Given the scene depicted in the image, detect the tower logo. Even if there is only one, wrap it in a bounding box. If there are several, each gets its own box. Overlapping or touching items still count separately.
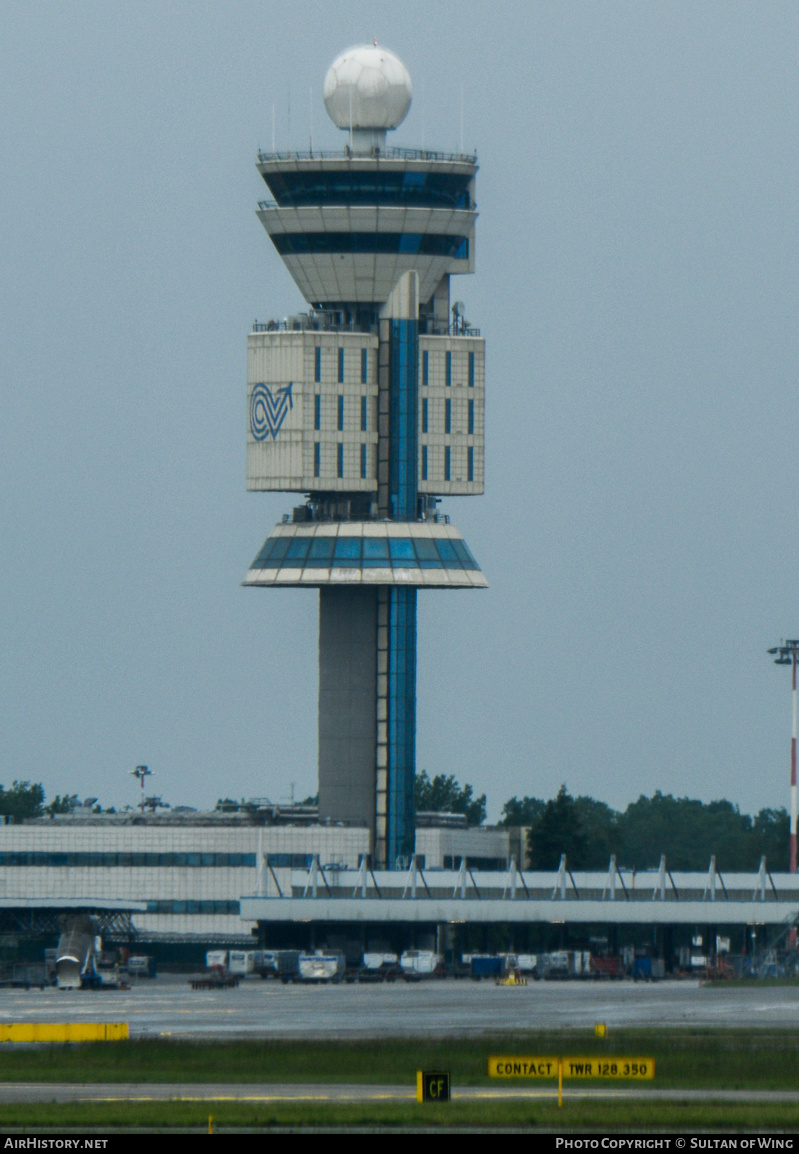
[250,382,293,441]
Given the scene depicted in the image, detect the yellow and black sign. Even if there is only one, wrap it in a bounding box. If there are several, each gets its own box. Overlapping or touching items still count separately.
[416,1070,451,1102]
[562,1057,654,1079]
[489,1056,654,1080]
[489,1057,558,1078]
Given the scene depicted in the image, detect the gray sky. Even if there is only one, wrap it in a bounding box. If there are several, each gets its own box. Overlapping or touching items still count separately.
[2,1,798,820]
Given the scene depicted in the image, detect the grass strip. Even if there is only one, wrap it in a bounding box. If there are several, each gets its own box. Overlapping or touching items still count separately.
[0,1029,797,1090]
[1,1099,799,1130]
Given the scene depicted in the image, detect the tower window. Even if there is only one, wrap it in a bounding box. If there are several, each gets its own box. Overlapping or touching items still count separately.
[422,445,428,481]
[468,351,475,388]
[338,347,345,383]
[468,399,474,435]
[361,347,368,384]
[337,395,345,431]
[444,446,451,481]
[467,446,474,482]
[314,394,321,431]
[422,349,429,386]
[445,350,452,387]
[361,395,368,431]
[360,443,367,478]
[337,442,344,478]
[313,442,320,477]
[422,397,428,434]
[314,346,321,383]
[445,398,451,434]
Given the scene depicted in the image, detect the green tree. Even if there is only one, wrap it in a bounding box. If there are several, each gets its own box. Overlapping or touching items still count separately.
[414,771,486,826]
[573,795,619,868]
[751,807,789,871]
[617,792,756,871]
[499,796,546,827]
[45,793,80,816]
[0,781,45,823]
[527,785,589,869]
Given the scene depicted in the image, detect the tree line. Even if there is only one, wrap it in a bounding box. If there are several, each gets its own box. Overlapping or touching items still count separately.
[416,773,789,872]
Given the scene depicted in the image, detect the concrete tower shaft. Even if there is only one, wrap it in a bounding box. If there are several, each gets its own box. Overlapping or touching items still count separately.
[244,47,487,868]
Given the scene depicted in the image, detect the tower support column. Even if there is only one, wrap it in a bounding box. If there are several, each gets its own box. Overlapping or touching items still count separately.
[318,586,378,832]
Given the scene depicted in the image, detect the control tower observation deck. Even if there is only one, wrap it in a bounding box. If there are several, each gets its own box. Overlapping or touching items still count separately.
[244,45,487,869]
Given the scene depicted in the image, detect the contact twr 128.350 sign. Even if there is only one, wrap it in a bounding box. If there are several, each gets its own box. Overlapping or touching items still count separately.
[489,1057,655,1079]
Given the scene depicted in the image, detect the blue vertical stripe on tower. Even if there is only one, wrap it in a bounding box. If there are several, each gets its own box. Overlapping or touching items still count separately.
[386,315,418,867]
[388,319,418,520]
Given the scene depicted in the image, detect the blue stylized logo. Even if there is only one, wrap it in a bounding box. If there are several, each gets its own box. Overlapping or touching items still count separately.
[250,382,293,441]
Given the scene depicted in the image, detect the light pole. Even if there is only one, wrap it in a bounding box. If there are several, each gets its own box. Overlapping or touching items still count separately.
[767,641,799,873]
[131,765,152,814]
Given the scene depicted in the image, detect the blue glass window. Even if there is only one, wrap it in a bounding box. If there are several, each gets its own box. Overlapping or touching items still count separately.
[468,399,474,434]
[285,538,311,562]
[422,397,428,433]
[467,445,474,481]
[313,442,320,477]
[398,233,421,254]
[436,538,458,564]
[360,395,368,431]
[444,445,451,480]
[306,537,335,567]
[362,537,390,565]
[332,536,361,564]
[452,539,478,569]
[360,443,367,478]
[445,398,451,434]
[337,442,344,477]
[446,350,452,387]
[414,537,441,567]
[338,347,345,383]
[314,346,321,382]
[421,445,428,480]
[389,538,416,563]
[337,395,344,431]
[422,349,428,386]
[468,351,475,387]
[273,233,470,259]
[262,169,473,210]
[361,347,368,383]
[314,394,321,430]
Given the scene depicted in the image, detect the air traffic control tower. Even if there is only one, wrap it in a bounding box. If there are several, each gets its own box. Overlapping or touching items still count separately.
[244,45,487,869]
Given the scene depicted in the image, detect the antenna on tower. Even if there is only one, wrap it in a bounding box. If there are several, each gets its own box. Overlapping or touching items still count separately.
[460,84,464,153]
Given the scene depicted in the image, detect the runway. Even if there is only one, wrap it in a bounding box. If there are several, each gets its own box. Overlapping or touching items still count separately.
[0,1083,798,1104]
[1,975,798,1038]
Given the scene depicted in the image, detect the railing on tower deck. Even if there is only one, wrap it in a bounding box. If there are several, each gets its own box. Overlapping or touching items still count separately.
[252,315,480,337]
[257,146,478,165]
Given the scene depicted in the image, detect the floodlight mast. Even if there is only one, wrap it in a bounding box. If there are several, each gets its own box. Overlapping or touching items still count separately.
[131,765,152,815]
[767,641,799,873]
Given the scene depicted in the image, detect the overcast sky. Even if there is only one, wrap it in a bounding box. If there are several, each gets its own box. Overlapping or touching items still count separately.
[2,2,798,820]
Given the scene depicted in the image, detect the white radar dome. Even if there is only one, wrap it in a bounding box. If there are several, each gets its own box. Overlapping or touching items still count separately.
[323,45,412,131]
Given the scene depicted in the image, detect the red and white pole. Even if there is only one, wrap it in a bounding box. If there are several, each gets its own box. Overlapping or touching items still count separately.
[791,656,797,874]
